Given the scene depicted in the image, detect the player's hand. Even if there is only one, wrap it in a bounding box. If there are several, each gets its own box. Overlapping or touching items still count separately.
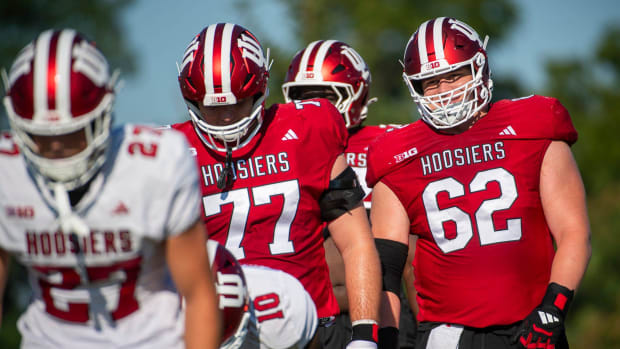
[346,340,378,349]
[512,283,574,348]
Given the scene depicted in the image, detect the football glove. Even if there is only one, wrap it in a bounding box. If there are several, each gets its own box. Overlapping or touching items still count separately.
[512,282,574,348]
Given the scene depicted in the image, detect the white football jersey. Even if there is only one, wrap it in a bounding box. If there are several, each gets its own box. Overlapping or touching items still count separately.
[0,125,202,348]
[241,265,318,349]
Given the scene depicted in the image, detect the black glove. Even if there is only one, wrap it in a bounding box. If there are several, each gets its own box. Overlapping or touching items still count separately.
[512,282,574,348]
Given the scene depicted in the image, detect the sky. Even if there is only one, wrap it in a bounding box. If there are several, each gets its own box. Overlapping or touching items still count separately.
[114,0,620,127]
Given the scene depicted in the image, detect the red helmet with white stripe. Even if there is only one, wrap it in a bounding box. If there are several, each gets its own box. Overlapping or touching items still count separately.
[178,23,270,152]
[3,29,115,190]
[402,17,493,129]
[207,240,251,349]
[282,40,373,128]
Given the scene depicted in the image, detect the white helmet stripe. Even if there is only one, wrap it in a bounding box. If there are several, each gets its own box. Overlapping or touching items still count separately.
[203,24,217,95]
[313,40,337,79]
[433,17,446,61]
[34,30,53,121]
[220,23,234,93]
[297,40,320,80]
[417,20,430,65]
[56,29,76,122]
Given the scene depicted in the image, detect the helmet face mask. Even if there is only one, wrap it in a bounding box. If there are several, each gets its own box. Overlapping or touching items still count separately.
[282,40,373,129]
[3,29,115,190]
[178,23,270,152]
[402,17,493,129]
[187,93,266,152]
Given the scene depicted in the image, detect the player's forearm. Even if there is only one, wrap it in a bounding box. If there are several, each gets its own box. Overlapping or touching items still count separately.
[342,241,381,322]
[184,287,221,349]
[402,264,419,322]
[549,231,591,291]
[333,284,349,311]
[379,291,401,328]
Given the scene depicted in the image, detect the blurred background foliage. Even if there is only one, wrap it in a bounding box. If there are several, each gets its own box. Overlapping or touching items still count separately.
[1,0,619,347]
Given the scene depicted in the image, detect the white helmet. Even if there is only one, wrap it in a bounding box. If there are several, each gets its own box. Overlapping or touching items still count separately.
[3,29,116,190]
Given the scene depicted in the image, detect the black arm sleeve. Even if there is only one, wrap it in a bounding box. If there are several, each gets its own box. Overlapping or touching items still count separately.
[319,166,365,222]
[375,238,408,295]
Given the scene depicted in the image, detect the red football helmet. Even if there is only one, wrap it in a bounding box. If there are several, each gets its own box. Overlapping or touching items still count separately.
[3,29,116,190]
[402,17,493,129]
[207,240,250,349]
[282,40,374,129]
[178,23,270,152]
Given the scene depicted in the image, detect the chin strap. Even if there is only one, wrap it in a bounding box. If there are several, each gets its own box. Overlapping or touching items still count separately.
[217,147,235,190]
[53,183,89,237]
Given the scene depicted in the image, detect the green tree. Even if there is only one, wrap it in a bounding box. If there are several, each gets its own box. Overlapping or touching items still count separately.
[0,0,137,130]
[543,26,620,347]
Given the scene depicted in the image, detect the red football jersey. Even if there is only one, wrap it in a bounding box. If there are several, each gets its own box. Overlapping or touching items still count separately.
[366,95,578,327]
[345,125,399,209]
[173,99,347,318]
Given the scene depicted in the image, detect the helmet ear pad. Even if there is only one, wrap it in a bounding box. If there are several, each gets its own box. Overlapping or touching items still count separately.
[282,40,373,129]
[4,29,115,190]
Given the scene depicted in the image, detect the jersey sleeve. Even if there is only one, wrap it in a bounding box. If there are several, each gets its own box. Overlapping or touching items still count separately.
[366,127,413,188]
[162,130,202,237]
[509,95,578,145]
[134,125,201,239]
[306,99,348,159]
[549,97,578,145]
[296,99,348,185]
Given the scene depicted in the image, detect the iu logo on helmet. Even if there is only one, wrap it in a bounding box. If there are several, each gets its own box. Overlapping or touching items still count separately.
[73,40,109,87]
[341,46,370,81]
[216,271,246,309]
[180,35,200,73]
[237,33,266,68]
[7,43,34,87]
[448,18,482,45]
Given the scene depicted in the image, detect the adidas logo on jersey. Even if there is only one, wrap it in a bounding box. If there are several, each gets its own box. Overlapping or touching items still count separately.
[112,201,129,215]
[281,129,299,141]
[499,125,517,136]
[537,310,560,325]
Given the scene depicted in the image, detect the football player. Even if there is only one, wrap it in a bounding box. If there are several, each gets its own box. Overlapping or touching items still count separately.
[367,17,591,349]
[0,29,220,348]
[282,40,417,349]
[207,240,318,349]
[172,23,381,348]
